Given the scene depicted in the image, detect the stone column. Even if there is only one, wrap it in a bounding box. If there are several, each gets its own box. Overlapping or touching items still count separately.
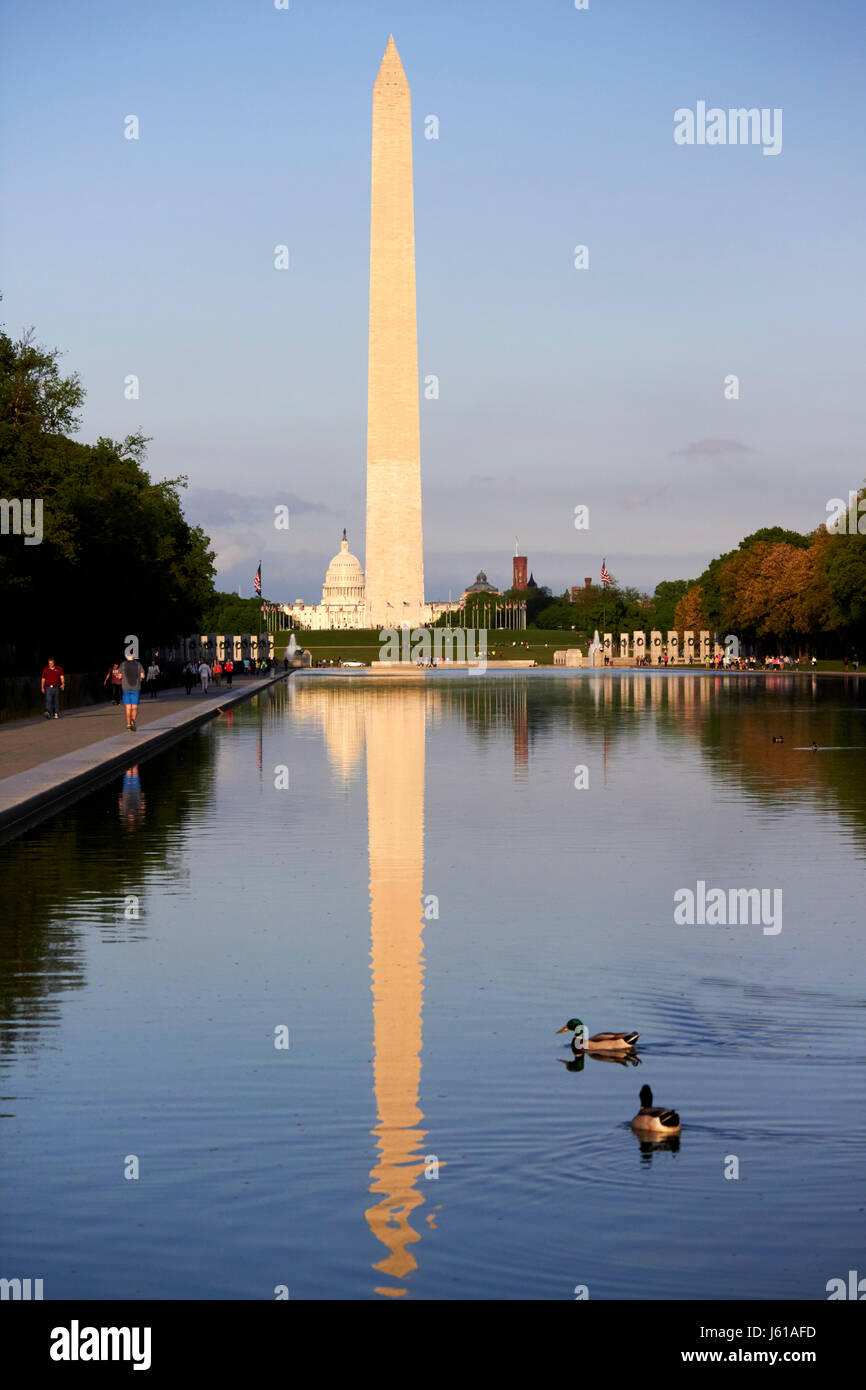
[650,630,662,665]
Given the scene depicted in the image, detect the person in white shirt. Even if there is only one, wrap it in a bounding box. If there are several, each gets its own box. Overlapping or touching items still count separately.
[198,661,211,694]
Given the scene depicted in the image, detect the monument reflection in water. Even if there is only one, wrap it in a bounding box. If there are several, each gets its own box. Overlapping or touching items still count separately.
[365,689,429,1296]
[294,682,431,1297]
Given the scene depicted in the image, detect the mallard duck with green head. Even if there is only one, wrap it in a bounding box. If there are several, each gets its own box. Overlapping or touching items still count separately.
[631,1084,681,1134]
[557,1017,639,1052]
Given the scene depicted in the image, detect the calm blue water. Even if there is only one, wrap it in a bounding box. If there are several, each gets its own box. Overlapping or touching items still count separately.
[1,672,865,1299]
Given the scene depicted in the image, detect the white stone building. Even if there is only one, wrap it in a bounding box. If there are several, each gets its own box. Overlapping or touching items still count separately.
[282,530,458,632]
[285,531,367,631]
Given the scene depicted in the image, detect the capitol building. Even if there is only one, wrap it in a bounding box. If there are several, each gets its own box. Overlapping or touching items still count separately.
[284,530,367,631]
[283,529,453,631]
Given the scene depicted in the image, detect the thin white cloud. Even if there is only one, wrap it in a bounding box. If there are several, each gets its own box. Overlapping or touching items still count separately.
[670,438,755,459]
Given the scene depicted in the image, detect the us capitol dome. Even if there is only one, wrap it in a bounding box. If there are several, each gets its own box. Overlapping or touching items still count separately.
[285,530,366,630]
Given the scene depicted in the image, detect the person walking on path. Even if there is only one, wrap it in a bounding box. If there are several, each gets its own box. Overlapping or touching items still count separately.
[146,659,161,697]
[120,655,145,731]
[198,659,212,695]
[224,658,233,688]
[41,657,65,719]
[183,661,195,695]
[104,662,123,705]
[213,660,222,687]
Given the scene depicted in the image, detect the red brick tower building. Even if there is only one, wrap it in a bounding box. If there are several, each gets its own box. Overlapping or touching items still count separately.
[512,538,528,591]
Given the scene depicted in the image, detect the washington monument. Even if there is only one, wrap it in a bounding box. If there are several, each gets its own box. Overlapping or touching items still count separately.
[364,36,425,630]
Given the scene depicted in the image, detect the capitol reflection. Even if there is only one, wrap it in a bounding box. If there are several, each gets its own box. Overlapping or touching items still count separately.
[292,681,432,1297]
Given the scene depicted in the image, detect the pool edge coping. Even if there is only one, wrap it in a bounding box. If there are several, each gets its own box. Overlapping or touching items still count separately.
[0,672,293,845]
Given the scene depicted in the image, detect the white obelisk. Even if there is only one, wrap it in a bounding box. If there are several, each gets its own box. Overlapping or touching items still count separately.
[364,36,425,631]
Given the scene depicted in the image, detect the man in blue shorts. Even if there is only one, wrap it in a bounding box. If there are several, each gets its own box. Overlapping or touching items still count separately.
[120,656,145,730]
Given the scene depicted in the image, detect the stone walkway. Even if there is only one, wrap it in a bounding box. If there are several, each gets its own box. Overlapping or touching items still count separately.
[0,681,261,779]
[0,675,289,842]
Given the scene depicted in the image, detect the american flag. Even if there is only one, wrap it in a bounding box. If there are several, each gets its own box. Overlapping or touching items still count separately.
[601,559,611,589]
[254,563,262,597]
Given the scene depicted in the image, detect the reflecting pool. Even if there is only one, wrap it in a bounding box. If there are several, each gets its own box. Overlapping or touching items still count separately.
[1,673,864,1299]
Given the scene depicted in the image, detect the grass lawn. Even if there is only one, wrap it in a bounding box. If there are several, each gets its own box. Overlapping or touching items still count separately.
[274,628,587,665]
[273,630,857,672]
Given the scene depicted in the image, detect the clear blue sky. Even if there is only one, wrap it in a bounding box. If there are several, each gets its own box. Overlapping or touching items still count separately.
[2,0,864,601]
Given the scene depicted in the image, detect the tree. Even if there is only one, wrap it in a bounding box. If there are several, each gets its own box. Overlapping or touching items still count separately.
[719,540,829,644]
[820,490,866,642]
[692,527,811,636]
[737,525,810,552]
[533,599,577,630]
[649,579,693,632]
[0,318,217,671]
[0,322,84,436]
[200,593,269,634]
[674,584,709,634]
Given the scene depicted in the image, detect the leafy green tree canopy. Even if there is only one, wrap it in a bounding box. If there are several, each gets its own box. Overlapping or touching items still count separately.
[0,316,216,671]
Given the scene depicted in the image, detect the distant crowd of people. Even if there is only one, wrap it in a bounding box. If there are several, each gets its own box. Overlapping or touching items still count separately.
[180,655,277,692]
[626,651,853,671]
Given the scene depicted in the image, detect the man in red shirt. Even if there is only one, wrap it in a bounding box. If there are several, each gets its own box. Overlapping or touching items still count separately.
[41,657,65,719]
